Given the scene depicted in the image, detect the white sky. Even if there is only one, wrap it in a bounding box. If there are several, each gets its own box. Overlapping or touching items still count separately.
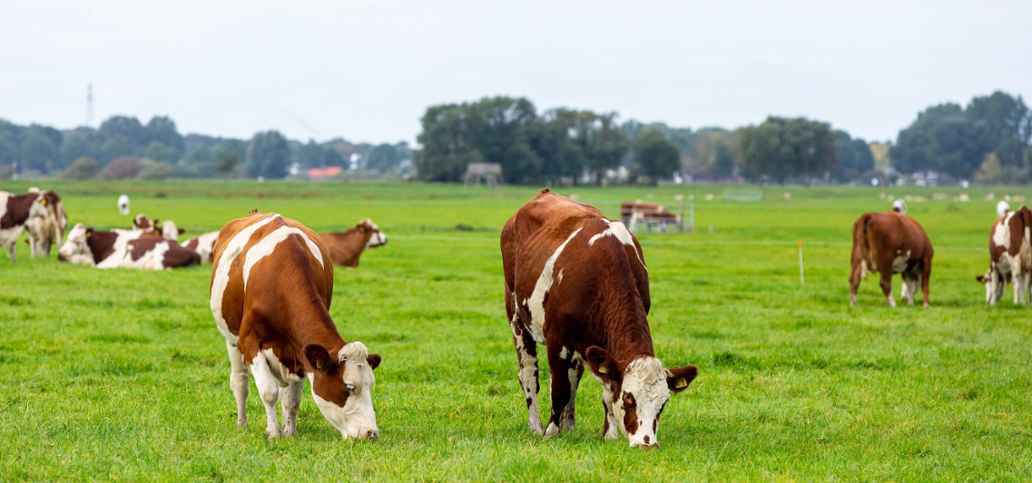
[1,1,1030,144]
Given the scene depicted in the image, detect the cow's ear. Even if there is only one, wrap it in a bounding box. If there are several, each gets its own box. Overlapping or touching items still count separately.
[666,365,698,393]
[585,346,618,380]
[304,344,337,373]
[367,353,381,370]
[976,274,987,283]
[178,228,187,235]
[85,227,94,237]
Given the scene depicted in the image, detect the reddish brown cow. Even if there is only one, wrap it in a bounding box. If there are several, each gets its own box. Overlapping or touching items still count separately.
[849,211,934,307]
[210,212,381,439]
[318,219,387,267]
[976,205,1032,304]
[501,189,697,448]
[58,224,200,269]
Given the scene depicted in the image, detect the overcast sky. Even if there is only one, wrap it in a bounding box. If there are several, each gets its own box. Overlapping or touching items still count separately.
[2,1,1030,144]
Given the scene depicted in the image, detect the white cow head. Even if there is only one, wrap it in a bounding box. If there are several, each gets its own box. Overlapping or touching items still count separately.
[58,224,96,265]
[358,219,387,248]
[118,194,130,215]
[585,347,697,448]
[304,341,382,440]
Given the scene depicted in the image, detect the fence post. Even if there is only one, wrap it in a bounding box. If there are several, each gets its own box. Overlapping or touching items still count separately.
[797,240,805,286]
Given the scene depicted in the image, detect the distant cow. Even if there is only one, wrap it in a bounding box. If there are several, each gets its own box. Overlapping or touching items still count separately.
[976,205,1032,304]
[133,214,184,240]
[58,224,200,270]
[849,211,934,307]
[1,190,67,261]
[892,199,906,213]
[501,189,697,448]
[318,219,387,267]
[118,194,130,215]
[183,231,219,263]
[210,212,381,439]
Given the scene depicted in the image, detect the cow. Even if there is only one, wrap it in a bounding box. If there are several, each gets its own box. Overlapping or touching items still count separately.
[183,231,219,263]
[133,214,184,240]
[1,190,66,261]
[318,219,388,267]
[892,199,906,213]
[501,189,697,448]
[209,212,381,440]
[118,194,130,215]
[976,204,1032,304]
[849,210,934,307]
[57,224,200,270]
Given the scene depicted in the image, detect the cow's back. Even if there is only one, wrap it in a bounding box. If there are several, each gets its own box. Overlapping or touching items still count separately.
[210,213,333,339]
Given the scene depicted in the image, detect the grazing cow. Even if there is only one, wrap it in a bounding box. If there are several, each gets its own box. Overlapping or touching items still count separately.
[976,204,1032,304]
[1,190,66,261]
[118,194,130,215]
[210,212,381,439]
[318,219,388,267]
[57,224,200,269]
[849,211,934,307]
[183,231,219,263]
[892,199,906,213]
[501,189,697,448]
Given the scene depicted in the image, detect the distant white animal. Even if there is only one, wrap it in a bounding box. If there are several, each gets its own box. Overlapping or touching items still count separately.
[118,194,130,215]
[997,200,1011,217]
[892,199,906,214]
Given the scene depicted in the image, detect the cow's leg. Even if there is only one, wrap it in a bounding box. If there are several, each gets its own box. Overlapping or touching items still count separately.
[4,240,14,262]
[509,315,542,435]
[561,352,583,432]
[544,344,574,438]
[280,379,302,437]
[902,270,918,306]
[250,352,282,438]
[600,379,620,440]
[848,261,863,306]
[920,259,932,308]
[879,270,895,307]
[225,342,248,428]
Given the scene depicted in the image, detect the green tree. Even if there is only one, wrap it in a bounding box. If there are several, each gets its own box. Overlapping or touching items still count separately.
[138,158,174,179]
[19,127,60,173]
[59,157,101,179]
[245,130,290,179]
[833,130,874,181]
[634,128,680,183]
[739,116,836,183]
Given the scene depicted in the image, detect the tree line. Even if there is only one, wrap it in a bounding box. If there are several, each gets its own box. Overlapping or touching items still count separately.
[0,115,411,180]
[415,91,1030,184]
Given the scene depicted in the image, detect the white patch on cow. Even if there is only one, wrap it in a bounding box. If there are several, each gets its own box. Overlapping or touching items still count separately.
[997,200,1011,217]
[210,215,279,342]
[993,211,1014,248]
[130,240,172,270]
[161,220,180,240]
[556,269,565,286]
[250,350,284,437]
[588,220,647,270]
[527,227,582,342]
[262,347,302,385]
[619,356,670,448]
[308,342,379,440]
[96,230,148,269]
[891,250,911,273]
[188,231,220,263]
[559,347,570,359]
[242,225,324,290]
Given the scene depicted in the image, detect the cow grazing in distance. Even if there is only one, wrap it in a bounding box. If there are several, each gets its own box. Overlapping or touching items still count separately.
[1,190,66,261]
[501,189,697,448]
[210,212,381,439]
[183,231,219,263]
[976,205,1032,304]
[849,211,934,307]
[58,224,200,270]
[892,199,906,213]
[318,219,388,267]
[118,194,130,215]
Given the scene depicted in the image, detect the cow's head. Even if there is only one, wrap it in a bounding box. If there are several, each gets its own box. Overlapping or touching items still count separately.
[358,219,387,248]
[118,194,130,215]
[161,219,182,240]
[304,341,382,440]
[58,224,95,265]
[585,347,697,448]
[133,214,153,231]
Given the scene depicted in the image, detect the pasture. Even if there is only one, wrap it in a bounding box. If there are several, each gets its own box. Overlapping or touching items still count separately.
[1,180,1030,480]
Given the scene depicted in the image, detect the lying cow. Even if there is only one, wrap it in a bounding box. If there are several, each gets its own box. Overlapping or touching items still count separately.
[183,231,219,263]
[318,219,387,267]
[133,214,185,240]
[849,210,934,307]
[976,204,1032,304]
[501,189,697,448]
[210,212,381,439]
[58,224,200,270]
[1,190,67,261]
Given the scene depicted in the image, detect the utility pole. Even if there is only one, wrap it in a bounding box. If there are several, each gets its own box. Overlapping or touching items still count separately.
[85,83,94,127]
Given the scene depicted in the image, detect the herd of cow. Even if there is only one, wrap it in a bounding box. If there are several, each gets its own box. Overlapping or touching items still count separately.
[0,188,388,270]
[2,186,1026,449]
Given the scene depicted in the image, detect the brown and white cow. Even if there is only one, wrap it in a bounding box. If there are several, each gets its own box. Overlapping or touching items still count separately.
[1,190,66,261]
[501,189,697,448]
[976,204,1032,304]
[58,224,200,270]
[209,212,381,439]
[183,231,219,263]
[849,211,934,307]
[318,219,387,267]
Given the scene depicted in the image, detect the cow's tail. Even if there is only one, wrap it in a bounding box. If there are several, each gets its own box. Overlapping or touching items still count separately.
[852,214,873,263]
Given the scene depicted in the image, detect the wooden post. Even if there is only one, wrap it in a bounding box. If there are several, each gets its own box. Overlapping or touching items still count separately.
[797,240,805,286]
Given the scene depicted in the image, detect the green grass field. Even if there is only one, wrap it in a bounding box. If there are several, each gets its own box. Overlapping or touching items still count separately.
[1,180,1030,480]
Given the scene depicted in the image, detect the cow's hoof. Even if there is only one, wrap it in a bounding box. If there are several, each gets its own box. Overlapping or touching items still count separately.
[543,422,560,438]
[236,418,247,429]
[266,428,282,439]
